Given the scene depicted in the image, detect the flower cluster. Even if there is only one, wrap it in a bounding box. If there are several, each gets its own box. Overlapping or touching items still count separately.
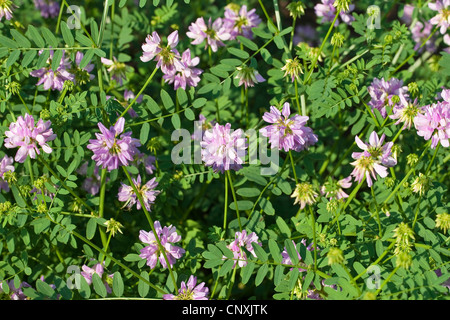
[0,156,14,192]
[368,77,409,118]
[227,230,261,268]
[139,221,186,270]
[314,0,355,26]
[163,275,209,300]
[34,0,60,18]
[81,263,113,294]
[118,175,160,211]
[141,30,202,90]
[4,113,56,163]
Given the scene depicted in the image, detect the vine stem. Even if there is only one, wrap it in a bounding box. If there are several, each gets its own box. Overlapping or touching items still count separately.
[118,67,158,120]
[98,168,109,250]
[122,167,178,293]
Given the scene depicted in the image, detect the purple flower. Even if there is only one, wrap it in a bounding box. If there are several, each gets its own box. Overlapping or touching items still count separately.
[390,93,423,130]
[321,176,352,200]
[428,0,450,34]
[87,117,141,171]
[30,50,75,91]
[350,131,397,187]
[223,5,261,40]
[34,0,60,18]
[187,17,231,52]
[163,48,203,90]
[81,263,113,294]
[400,5,415,25]
[235,65,265,89]
[4,114,56,163]
[101,56,128,86]
[200,123,247,173]
[73,51,95,84]
[293,25,318,47]
[139,221,186,270]
[140,30,183,75]
[227,230,261,268]
[414,89,450,148]
[77,161,104,196]
[163,275,209,300]
[117,174,160,211]
[0,155,14,192]
[259,102,318,152]
[281,239,318,272]
[0,0,17,21]
[0,280,31,300]
[314,0,355,26]
[411,21,437,52]
[367,78,409,118]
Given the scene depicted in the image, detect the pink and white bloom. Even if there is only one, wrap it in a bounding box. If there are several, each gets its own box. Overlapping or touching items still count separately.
[163,275,209,300]
[81,263,113,294]
[163,48,203,90]
[227,230,261,268]
[30,50,75,91]
[223,5,261,40]
[201,123,247,173]
[87,117,141,171]
[414,89,450,148]
[259,102,318,152]
[4,114,56,163]
[187,17,231,52]
[117,175,160,211]
[0,0,17,21]
[0,155,14,192]
[314,0,355,26]
[368,77,409,118]
[321,176,352,200]
[140,30,183,75]
[139,221,186,270]
[350,131,397,187]
[428,0,450,34]
[235,65,265,89]
[390,93,423,130]
[101,56,128,85]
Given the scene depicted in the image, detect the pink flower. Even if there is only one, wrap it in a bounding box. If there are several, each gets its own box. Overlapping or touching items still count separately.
[81,263,113,294]
[314,0,355,26]
[223,5,261,40]
[4,114,56,163]
[390,93,423,130]
[163,48,203,90]
[234,65,265,89]
[321,176,352,200]
[350,131,397,187]
[368,77,408,118]
[117,175,160,211]
[187,17,231,52]
[0,0,17,21]
[200,123,247,173]
[227,230,261,268]
[0,155,14,192]
[101,56,128,85]
[87,117,141,171]
[414,89,450,148]
[163,275,209,300]
[140,30,183,75]
[139,221,186,270]
[30,50,75,91]
[259,102,318,152]
[428,0,450,34]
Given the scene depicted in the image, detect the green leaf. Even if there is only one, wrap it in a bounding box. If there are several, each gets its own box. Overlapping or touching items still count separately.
[236,187,260,198]
[140,122,150,145]
[60,21,75,47]
[160,89,175,113]
[268,239,282,263]
[138,271,150,298]
[41,27,58,47]
[252,243,268,262]
[92,273,107,298]
[241,261,256,284]
[276,216,291,238]
[26,25,45,48]
[112,272,124,297]
[171,113,181,129]
[79,49,95,69]
[229,200,253,211]
[227,47,249,59]
[22,50,37,68]
[10,29,31,47]
[36,279,56,298]
[0,35,18,48]
[51,50,63,71]
[284,239,299,265]
[255,263,269,286]
[237,36,258,51]
[86,218,97,240]
[6,49,20,68]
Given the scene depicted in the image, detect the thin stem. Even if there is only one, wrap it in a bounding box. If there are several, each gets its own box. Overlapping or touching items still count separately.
[425,143,440,175]
[288,150,298,184]
[227,171,242,232]
[375,266,400,296]
[309,206,317,271]
[371,186,382,237]
[98,168,109,250]
[354,241,396,281]
[55,0,65,33]
[223,173,229,232]
[294,78,302,115]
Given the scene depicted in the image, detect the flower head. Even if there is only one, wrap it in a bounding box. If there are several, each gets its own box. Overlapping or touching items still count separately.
[0,155,14,192]
[187,17,231,52]
[314,0,355,26]
[321,176,352,200]
[163,48,203,90]
[428,0,450,34]
[227,230,261,268]
[259,102,318,152]
[34,0,60,18]
[350,131,396,187]
[87,117,141,171]
[0,0,17,21]
[201,123,247,173]
[223,5,261,40]
[117,175,160,211]
[81,263,113,294]
[104,218,124,237]
[291,182,318,209]
[30,50,75,91]
[139,221,186,270]
[327,247,345,265]
[390,93,423,130]
[235,65,265,89]
[0,280,30,300]
[4,114,56,163]
[163,275,209,300]
[435,212,450,234]
[368,77,409,118]
[101,56,128,86]
[281,57,303,82]
[411,173,432,196]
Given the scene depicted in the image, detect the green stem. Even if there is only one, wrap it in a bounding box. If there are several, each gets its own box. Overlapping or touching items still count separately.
[98,168,109,249]
[371,186,382,237]
[55,0,65,33]
[425,143,440,175]
[294,78,302,115]
[288,150,298,184]
[223,173,229,232]
[226,171,242,232]
[118,67,158,120]
[354,241,395,281]
[375,266,400,296]
[122,167,178,292]
[332,179,365,233]
[309,206,317,271]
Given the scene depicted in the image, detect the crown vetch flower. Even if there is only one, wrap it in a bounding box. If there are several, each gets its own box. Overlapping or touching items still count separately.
[140,30,183,75]
[73,51,95,85]
[201,123,247,173]
[101,56,128,86]
[350,131,397,187]
[235,65,265,89]
[34,0,60,18]
[81,263,113,294]
[227,230,261,268]
[223,4,261,40]
[321,176,352,200]
[0,280,31,300]
[414,89,450,148]
[281,57,304,82]
[30,50,75,91]
[368,77,409,118]
[163,48,203,90]
[428,0,450,34]
[390,93,423,130]
[139,221,186,270]
[0,155,14,192]
[163,275,209,300]
[314,0,355,26]
[291,182,318,209]
[187,17,231,52]
[4,114,57,163]
[87,117,141,171]
[259,102,318,152]
[411,21,437,53]
[118,175,160,211]
[0,0,17,21]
